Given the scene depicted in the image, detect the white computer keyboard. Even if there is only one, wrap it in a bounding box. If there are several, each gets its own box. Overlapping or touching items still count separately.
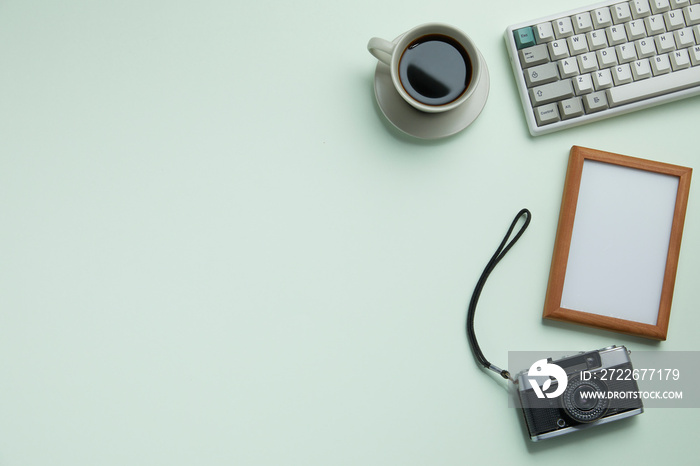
[505,0,700,136]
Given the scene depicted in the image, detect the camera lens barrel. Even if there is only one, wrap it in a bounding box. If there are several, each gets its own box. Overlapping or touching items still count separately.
[561,377,609,423]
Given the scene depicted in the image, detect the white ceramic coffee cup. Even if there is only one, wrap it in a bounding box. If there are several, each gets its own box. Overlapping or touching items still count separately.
[367,23,482,114]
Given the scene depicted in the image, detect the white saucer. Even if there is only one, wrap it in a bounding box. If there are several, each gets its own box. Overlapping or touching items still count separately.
[373,51,490,140]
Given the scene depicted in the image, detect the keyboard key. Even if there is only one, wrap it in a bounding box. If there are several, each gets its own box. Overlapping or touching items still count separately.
[587,30,609,50]
[613,63,635,83]
[519,44,551,67]
[534,103,561,125]
[625,19,648,39]
[593,68,615,88]
[535,22,557,42]
[554,17,575,38]
[663,10,686,30]
[524,62,560,86]
[683,5,700,25]
[655,32,677,53]
[559,97,586,118]
[593,7,614,28]
[651,53,673,74]
[578,51,601,72]
[607,64,700,106]
[529,79,575,105]
[559,57,581,76]
[674,28,696,48]
[691,45,700,65]
[671,0,690,7]
[636,37,657,57]
[606,24,629,44]
[645,14,667,34]
[632,58,653,79]
[597,47,619,67]
[574,73,596,94]
[568,34,590,54]
[549,39,571,59]
[583,91,610,112]
[574,12,595,33]
[650,0,671,14]
[612,2,633,23]
[670,48,691,69]
[630,0,652,18]
[616,43,638,63]
[514,27,537,49]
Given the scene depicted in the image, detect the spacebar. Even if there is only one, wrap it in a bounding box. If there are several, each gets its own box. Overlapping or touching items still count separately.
[607,67,700,108]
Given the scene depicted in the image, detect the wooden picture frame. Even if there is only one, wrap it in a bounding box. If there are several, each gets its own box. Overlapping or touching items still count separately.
[543,146,692,340]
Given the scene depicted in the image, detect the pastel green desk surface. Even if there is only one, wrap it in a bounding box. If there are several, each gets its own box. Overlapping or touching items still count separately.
[0,1,697,465]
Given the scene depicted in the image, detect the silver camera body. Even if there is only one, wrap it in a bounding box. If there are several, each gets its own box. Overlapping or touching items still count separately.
[516,345,644,441]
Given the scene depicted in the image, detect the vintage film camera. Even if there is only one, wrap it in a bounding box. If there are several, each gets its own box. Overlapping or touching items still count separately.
[516,346,644,441]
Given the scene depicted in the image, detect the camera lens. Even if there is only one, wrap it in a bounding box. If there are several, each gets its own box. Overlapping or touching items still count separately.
[561,377,609,424]
[572,385,599,411]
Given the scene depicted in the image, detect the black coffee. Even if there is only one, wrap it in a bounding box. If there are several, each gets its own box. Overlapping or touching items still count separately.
[398,34,472,106]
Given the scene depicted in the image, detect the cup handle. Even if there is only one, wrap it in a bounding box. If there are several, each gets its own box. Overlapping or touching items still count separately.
[367,37,395,65]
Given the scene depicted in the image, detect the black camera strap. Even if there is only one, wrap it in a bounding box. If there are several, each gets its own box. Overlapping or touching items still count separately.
[466,208,531,382]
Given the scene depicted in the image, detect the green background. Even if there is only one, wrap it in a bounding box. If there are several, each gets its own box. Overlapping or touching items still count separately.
[1,1,698,464]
